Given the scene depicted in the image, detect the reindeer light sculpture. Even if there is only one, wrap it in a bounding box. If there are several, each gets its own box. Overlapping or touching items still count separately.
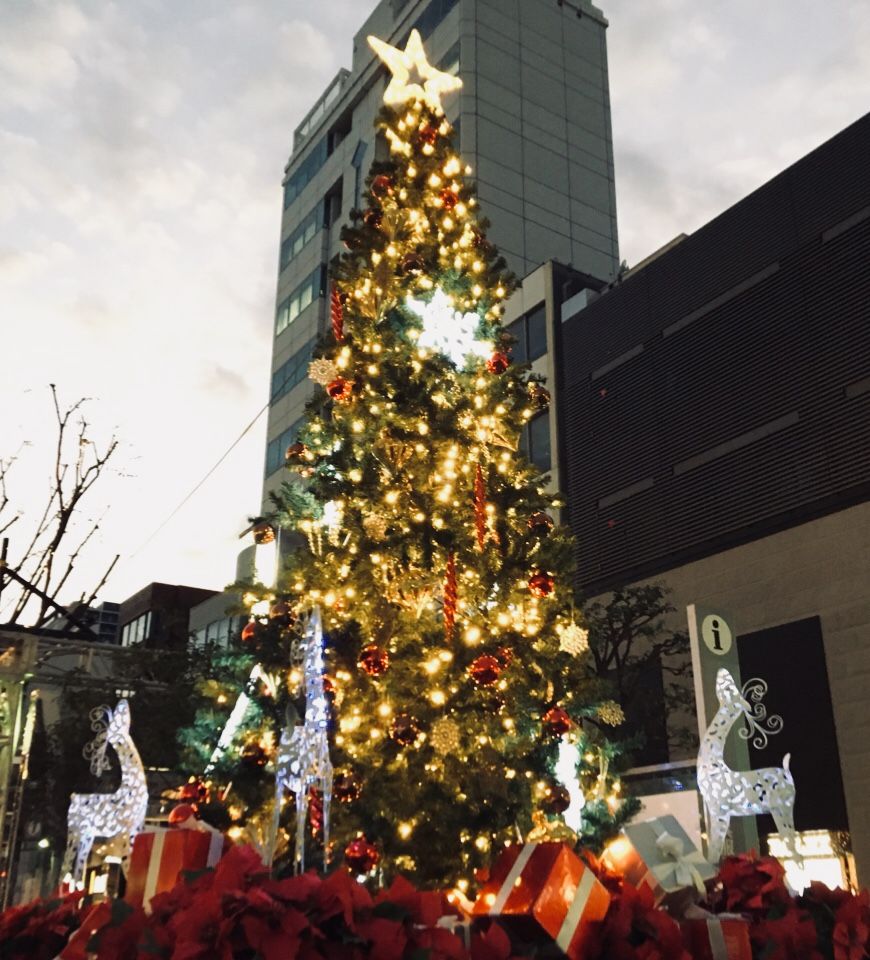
[697,668,798,863]
[269,607,333,872]
[62,699,148,886]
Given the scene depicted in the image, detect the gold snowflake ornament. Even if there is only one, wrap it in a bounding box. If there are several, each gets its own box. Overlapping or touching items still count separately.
[309,358,339,386]
[430,717,461,755]
[556,621,589,657]
[368,29,463,113]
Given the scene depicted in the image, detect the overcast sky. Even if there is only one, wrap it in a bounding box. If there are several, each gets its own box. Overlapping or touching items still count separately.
[1,0,868,612]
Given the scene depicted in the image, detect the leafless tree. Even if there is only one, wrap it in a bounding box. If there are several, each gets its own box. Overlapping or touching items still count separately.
[0,386,119,628]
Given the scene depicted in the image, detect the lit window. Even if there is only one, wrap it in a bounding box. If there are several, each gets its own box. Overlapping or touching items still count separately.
[283,137,329,208]
[519,412,551,474]
[275,267,326,335]
[280,205,321,271]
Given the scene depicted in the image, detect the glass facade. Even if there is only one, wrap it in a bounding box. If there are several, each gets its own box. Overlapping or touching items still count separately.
[280,204,321,271]
[265,415,307,477]
[283,136,328,209]
[271,338,316,404]
[507,303,547,365]
[193,615,245,648]
[120,611,152,647]
[275,266,325,336]
[520,412,551,473]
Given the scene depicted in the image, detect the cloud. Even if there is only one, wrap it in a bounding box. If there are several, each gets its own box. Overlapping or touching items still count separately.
[2,0,869,604]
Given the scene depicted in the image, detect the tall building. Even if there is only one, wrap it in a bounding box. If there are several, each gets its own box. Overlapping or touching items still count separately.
[557,113,870,882]
[262,0,619,505]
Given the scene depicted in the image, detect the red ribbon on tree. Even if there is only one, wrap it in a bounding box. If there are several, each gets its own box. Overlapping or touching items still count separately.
[331,287,344,342]
[443,552,457,642]
[474,463,487,551]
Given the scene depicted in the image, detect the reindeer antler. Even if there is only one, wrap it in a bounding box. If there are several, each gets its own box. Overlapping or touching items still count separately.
[737,677,784,749]
[82,704,113,776]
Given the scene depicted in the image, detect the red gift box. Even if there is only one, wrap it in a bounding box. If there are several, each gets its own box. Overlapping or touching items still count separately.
[472,842,610,960]
[681,917,751,960]
[125,827,229,911]
[58,902,111,960]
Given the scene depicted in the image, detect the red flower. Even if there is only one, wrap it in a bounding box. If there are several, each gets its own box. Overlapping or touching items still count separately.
[712,851,792,915]
[751,906,821,960]
[833,889,870,960]
[585,882,690,960]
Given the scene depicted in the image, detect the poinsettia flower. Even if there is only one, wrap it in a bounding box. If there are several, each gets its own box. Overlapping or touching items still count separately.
[833,890,870,960]
[751,906,821,960]
[714,852,791,914]
[315,866,374,926]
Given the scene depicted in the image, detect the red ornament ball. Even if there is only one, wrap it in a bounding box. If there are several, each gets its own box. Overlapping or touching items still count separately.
[326,377,354,402]
[542,706,572,737]
[542,782,571,815]
[468,654,502,687]
[240,620,258,643]
[371,174,394,198]
[363,207,383,229]
[389,713,420,746]
[528,571,555,598]
[440,188,458,211]
[345,836,380,873]
[486,351,511,375]
[333,771,362,804]
[284,441,309,465]
[358,644,390,677]
[528,512,555,536]
[252,521,275,545]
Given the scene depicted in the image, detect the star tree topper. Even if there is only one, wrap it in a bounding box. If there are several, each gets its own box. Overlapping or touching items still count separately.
[368,29,463,113]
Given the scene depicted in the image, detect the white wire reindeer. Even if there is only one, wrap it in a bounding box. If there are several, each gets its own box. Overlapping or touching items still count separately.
[697,669,798,863]
[62,700,148,885]
[269,607,333,872]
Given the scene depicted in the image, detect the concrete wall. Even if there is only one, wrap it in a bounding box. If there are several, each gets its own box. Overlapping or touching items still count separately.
[625,501,870,884]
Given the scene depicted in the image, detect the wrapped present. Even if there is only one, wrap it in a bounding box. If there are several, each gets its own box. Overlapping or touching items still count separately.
[125,826,229,911]
[58,902,111,960]
[601,816,714,907]
[472,842,610,960]
[681,916,751,960]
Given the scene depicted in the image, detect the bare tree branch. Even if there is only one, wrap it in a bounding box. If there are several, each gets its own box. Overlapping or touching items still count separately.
[1,386,119,629]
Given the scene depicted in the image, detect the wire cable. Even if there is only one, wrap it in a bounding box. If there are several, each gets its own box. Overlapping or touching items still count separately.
[128,401,269,559]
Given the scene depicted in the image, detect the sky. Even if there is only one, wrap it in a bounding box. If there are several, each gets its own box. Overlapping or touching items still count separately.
[1,0,868,615]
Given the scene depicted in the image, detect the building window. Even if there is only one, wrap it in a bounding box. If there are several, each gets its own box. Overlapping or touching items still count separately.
[520,412,552,474]
[406,0,459,44]
[280,205,321,271]
[265,416,307,478]
[439,40,460,76]
[271,338,316,404]
[275,266,325,336]
[283,136,329,209]
[121,611,152,647]
[506,303,547,365]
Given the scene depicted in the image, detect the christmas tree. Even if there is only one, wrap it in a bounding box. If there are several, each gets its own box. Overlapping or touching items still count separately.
[180,29,637,889]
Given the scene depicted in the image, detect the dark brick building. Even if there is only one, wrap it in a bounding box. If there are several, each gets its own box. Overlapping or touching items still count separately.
[556,112,870,882]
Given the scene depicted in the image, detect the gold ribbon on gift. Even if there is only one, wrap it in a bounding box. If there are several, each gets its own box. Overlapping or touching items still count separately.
[652,831,708,894]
